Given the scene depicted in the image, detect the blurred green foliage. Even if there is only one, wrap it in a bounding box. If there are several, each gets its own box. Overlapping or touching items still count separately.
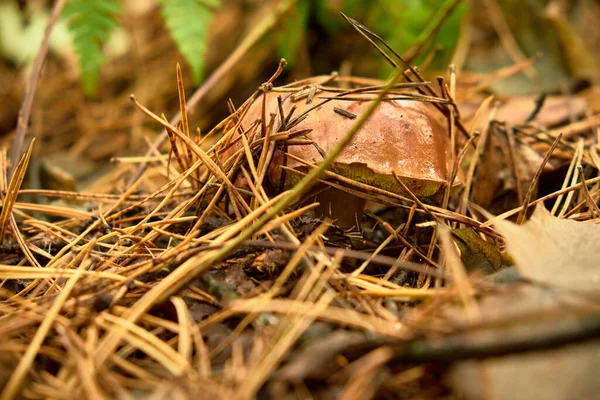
[4,0,468,95]
[281,0,468,74]
[277,0,310,65]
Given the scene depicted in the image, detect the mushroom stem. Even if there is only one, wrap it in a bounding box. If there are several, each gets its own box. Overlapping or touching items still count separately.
[310,186,366,229]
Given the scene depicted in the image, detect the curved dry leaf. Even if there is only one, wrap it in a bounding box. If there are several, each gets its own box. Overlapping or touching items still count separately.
[452,228,506,274]
[493,204,600,291]
[459,95,588,130]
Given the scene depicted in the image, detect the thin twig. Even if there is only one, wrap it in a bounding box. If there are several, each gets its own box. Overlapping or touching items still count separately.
[10,0,68,178]
[516,134,562,224]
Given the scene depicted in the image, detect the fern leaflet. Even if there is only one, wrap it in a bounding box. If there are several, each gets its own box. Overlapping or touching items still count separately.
[156,0,219,84]
[63,0,121,95]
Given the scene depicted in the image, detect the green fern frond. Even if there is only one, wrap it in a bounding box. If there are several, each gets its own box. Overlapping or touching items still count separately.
[63,0,121,95]
[156,0,220,84]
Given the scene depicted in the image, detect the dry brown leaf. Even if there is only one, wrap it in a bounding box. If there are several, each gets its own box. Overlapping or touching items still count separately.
[459,95,588,130]
[494,204,600,291]
[452,228,507,274]
[471,134,544,210]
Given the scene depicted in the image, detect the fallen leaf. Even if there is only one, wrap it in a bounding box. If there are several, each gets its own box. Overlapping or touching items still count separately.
[452,228,507,274]
[471,124,550,210]
[459,95,589,128]
[494,204,600,291]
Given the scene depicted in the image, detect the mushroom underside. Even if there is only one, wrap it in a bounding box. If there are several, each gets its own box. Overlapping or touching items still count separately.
[278,162,447,199]
[275,163,450,228]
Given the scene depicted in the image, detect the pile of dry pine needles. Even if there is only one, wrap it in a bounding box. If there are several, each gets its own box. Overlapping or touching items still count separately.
[1,14,600,400]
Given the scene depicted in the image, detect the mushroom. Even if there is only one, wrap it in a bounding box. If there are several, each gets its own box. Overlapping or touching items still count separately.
[222,78,457,228]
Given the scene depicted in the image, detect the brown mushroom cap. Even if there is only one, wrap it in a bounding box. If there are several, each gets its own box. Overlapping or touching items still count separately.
[231,87,452,199]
